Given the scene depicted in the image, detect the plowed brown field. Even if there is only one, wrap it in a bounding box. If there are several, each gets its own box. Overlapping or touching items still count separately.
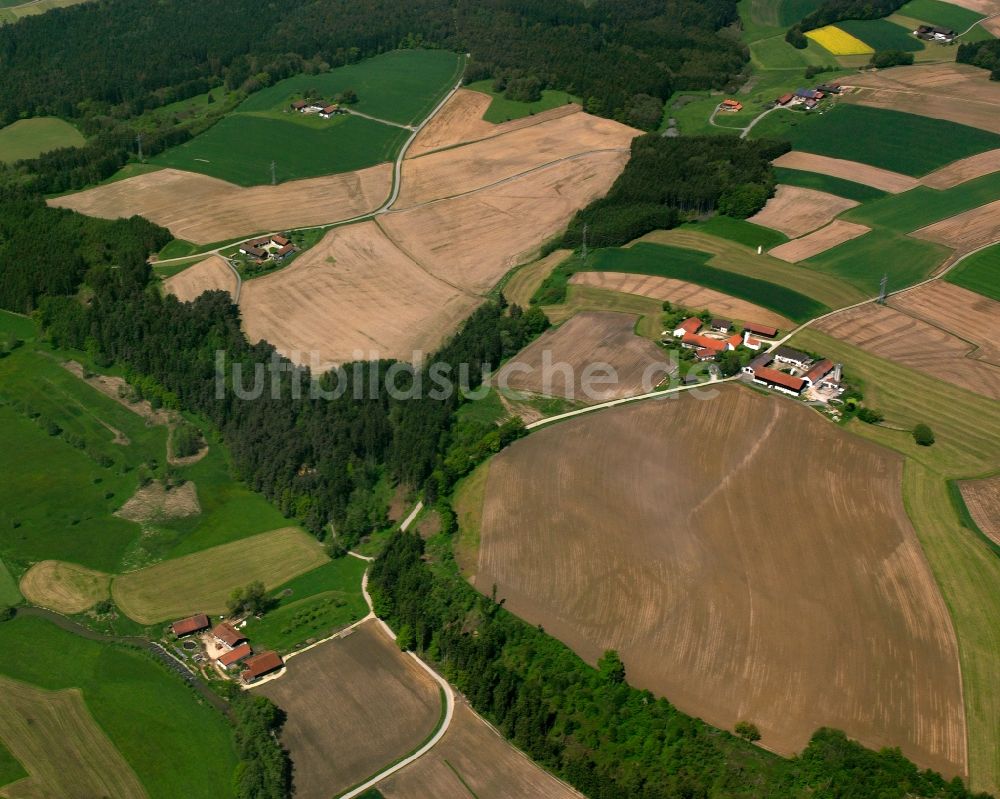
[815,301,1000,399]
[474,387,966,777]
[162,255,236,302]
[749,185,858,237]
[772,151,919,192]
[396,111,637,208]
[377,702,580,799]
[569,271,791,330]
[256,620,441,799]
[922,148,1000,189]
[406,88,580,158]
[769,219,871,262]
[494,311,670,402]
[912,199,1000,250]
[50,165,392,243]
[958,476,1000,546]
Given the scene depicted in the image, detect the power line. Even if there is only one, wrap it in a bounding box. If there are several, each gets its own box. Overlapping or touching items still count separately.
[270,160,277,186]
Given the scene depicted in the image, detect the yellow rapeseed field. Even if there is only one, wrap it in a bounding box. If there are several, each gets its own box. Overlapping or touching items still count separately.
[806,25,875,55]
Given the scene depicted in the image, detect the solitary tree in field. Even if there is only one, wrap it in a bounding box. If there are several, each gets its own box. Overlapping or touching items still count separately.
[913,423,935,446]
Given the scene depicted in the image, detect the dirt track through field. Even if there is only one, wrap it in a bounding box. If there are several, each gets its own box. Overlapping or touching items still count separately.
[958,476,1000,546]
[769,219,871,262]
[911,198,1000,250]
[256,619,441,799]
[377,702,580,799]
[475,387,966,778]
[772,151,919,193]
[922,148,1000,189]
[494,311,671,403]
[50,165,392,243]
[0,677,149,799]
[569,271,792,330]
[815,301,1000,399]
[749,185,858,237]
[162,256,237,301]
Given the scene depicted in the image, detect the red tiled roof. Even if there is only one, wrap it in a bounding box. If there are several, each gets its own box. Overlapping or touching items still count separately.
[676,317,702,334]
[242,651,283,682]
[276,243,295,256]
[805,358,834,384]
[171,614,209,636]
[683,333,727,352]
[727,334,742,348]
[270,235,290,246]
[754,366,805,392]
[218,643,253,667]
[322,105,337,114]
[212,622,247,648]
[695,347,716,359]
[743,322,778,337]
[777,93,794,104]
[291,100,307,109]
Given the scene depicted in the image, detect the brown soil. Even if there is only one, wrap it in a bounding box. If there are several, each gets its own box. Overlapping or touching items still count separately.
[115,480,201,523]
[255,620,441,799]
[18,561,111,614]
[842,63,1000,134]
[396,111,637,208]
[911,199,1000,250]
[162,256,237,302]
[814,301,1000,399]
[922,148,1000,189]
[570,272,792,331]
[406,88,581,158]
[772,151,919,193]
[378,702,581,799]
[474,387,966,777]
[749,185,858,238]
[769,220,871,262]
[62,360,172,426]
[494,311,671,403]
[958,475,1000,546]
[941,0,999,12]
[983,14,1000,35]
[49,165,392,244]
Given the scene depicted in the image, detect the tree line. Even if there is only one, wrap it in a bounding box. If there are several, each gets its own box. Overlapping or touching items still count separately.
[957,40,1000,80]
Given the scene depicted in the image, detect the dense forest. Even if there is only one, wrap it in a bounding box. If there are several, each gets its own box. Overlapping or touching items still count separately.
[785,0,907,45]
[957,40,1000,79]
[556,134,787,251]
[369,531,992,799]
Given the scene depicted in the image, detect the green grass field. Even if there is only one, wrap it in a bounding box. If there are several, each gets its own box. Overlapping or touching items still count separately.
[681,216,788,250]
[238,49,464,126]
[0,0,86,23]
[0,614,238,799]
[751,104,1000,176]
[0,558,22,606]
[899,0,984,31]
[580,243,829,321]
[241,556,369,653]
[835,18,925,51]
[0,738,25,789]
[773,166,888,202]
[803,227,947,294]
[945,243,1000,300]
[465,80,578,123]
[0,117,84,163]
[790,329,1000,794]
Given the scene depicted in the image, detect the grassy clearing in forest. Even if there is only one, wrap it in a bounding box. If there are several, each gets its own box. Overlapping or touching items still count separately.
[0,117,84,163]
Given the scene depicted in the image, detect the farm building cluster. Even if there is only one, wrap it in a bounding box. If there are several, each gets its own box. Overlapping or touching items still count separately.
[774,84,842,111]
[718,98,743,113]
[742,345,844,402]
[238,234,297,264]
[668,317,779,360]
[914,25,956,42]
[171,613,285,685]
[291,99,348,118]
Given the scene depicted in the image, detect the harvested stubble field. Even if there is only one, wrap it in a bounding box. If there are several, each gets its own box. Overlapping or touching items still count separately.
[771,151,919,193]
[377,702,580,799]
[256,619,441,799]
[406,88,580,158]
[395,111,637,208]
[503,250,572,307]
[815,302,1000,399]
[239,220,477,368]
[843,63,1000,134]
[958,476,1000,546]
[50,165,392,244]
[474,386,966,777]
[162,256,236,302]
[748,184,858,237]
[568,271,792,330]
[922,148,1000,189]
[768,219,871,262]
[493,311,670,403]
[911,198,1000,250]
[18,561,109,614]
[112,527,327,624]
[0,677,148,799]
